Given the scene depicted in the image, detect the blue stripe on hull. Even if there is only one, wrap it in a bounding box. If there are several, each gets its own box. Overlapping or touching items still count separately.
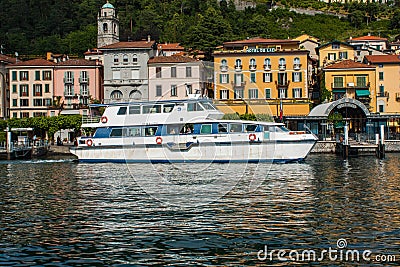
[78,158,305,164]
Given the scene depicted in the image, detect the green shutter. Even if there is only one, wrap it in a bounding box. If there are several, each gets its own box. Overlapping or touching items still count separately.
[227,74,229,83]
[12,71,17,81]
[12,84,17,93]
[299,72,302,82]
[219,74,222,83]
[292,72,294,82]
[292,89,295,98]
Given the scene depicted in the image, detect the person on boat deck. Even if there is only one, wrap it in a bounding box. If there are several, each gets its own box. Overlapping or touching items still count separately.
[170,128,176,134]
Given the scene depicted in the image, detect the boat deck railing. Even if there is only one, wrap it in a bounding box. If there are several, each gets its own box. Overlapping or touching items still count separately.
[82,115,101,124]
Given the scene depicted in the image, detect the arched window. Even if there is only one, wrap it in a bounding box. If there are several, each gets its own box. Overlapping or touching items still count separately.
[279,58,286,69]
[110,90,123,99]
[221,59,227,66]
[129,90,142,100]
[294,57,300,65]
[249,58,256,70]
[103,23,108,33]
[264,58,271,70]
[123,54,128,63]
[132,54,138,63]
[113,55,119,63]
[235,59,242,69]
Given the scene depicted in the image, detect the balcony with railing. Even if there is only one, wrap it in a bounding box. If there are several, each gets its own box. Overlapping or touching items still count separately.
[293,64,301,70]
[231,81,246,90]
[249,64,257,71]
[263,64,271,71]
[234,65,242,71]
[220,65,228,72]
[276,80,290,87]
[79,77,89,84]
[377,91,389,98]
[63,78,74,84]
[278,64,286,71]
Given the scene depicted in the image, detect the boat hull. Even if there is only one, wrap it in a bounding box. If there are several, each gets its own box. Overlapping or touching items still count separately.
[70,140,316,163]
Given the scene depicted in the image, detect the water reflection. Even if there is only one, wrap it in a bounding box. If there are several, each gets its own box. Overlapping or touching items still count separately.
[0,155,399,266]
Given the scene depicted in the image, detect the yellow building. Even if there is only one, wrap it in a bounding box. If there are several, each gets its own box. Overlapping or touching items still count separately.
[364,55,400,114]
[317,40,355,67]
[213,38,312,118]
[323,60,376,111]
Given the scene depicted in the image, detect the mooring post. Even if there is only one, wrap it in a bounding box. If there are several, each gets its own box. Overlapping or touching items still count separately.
[379,125,385,159]
[6,126,12,160]
[343,123,349,159]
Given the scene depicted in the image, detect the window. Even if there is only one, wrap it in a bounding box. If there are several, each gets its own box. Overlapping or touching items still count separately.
[123,54,128,63]
[220,73,229,84]
[64,71,73,83]
[156,67,162,78]
[20,71,29,81]
[378,64,383,68]
[163,104,175,113]
[117,107,127,115]
[235,59,242,69]
[12,99,17,107]
[110,128,124,137]
[264,58,271,69]
[13,112,17,118]
[80,71,88,83]
[112,70,121,79]
[379,85,384,94]
[143,105,161,114]
[332,43,340,49]
[292,72,302,82]
[293,88,302,98]
[333,77,343,88]
[80,84,89,96]
[234,73,243,86]
[250,73,256,83]
[379,105,384,112]
[328,53,336,61]
[187,103,203,111]
[265,88,271,99]
[200,124,212,134]
[171,67,176,78]
[21,112,29,118]
[129,105,141,115]
[34,84,42,96]
[248,88,258,99]
[379,72,384,81]
[20,99,29,107]
[35,71,40,80]
[234,89,244,99]
[185,84,192,96]
[64,84,74,96]
[43,71,51,80]
[12,84,17,93]
[279,58,286,69]
[171,85,177,96]
[356,76,366,87]
[144,126,158,136]
[12,71,17,81]
[277,73,287,86]
[20,85,29,97]
[110,90,123,99]
[127,127,141,137]
[33,99,43,106]
[250,58,256,69]
[339,52,348,59]
[44,98,52,106]
[279,88,287,99]
[129,90,142,100]
[186,66,192,77]
[220,89,229,99]
[156,85,162,97]
[103,23,108,32]
[132,54,138,63]
[50,111,55,117]
[221,59,227,67]
[230,123,242,133]
[218,123,228,133]
[45,84,50,93]
[244,124,257,132]
[294,57,300,65]
[263,73,272,83]
[113,55,119,63]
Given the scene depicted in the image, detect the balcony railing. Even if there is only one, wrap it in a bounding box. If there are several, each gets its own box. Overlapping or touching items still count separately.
[220,65,228,72]
[377,91,389,98]
[79,77,89,84]
[231,81,246,89]
[293,64,301,70]
[249,65,257,71]
[278,64,286,70]
[276,80,290,87]
[234,65,242,71]
[263,64,271,71]
[63,78,74,84]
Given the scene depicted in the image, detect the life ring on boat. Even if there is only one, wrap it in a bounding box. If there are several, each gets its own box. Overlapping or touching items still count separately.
[249,133,256,141]
[86,139,93,146]
[156,136,163,145]
[101,116,108,123]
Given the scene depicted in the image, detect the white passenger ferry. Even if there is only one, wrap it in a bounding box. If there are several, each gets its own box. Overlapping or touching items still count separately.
[70,99,317,163]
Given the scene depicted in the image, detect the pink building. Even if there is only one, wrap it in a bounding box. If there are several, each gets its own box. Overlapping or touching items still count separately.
[54,59,103,115]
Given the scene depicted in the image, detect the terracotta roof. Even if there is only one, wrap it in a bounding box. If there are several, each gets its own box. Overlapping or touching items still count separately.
[324,60,374,69]
[157,43,185,51]
[349,35,387,41]
[148,55,198,64]
[57,59,100,66]
[100,40,155,49]
[11,58,56,67]
[0,54,16,64]
[84,48,103,55]
[364,55,400,64]
[223,38,299,46]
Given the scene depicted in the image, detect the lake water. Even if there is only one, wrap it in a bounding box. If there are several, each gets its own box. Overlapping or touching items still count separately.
[0,154,399,266]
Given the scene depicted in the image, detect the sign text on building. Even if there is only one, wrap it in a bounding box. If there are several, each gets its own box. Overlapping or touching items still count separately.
[246,48,276,53]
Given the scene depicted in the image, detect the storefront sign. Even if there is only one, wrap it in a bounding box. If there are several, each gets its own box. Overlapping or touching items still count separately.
[246,48,276,53]
[336,103,357,109]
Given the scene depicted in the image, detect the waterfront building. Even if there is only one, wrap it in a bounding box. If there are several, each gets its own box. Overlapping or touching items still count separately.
[0,54,16,118]
[364,55,400,114]
[317,40,355,68]
[97,0,119,48]
[148,55,206,101]
[100,39,157,103]
[7,59,56,118]
[213,38,312,117]
[347,35,390,62]
[53,59,103,116]
[293,34,320,61]
[157,43,185,57]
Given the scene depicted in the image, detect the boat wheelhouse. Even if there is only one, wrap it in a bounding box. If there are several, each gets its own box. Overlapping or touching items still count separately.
[71,99,317,163]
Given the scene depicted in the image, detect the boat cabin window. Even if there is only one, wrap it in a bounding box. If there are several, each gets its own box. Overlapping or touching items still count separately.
[244,124,257,132]
[117,107,127,115]
[187,102,204,112]
[163,104,175,113]
[143,105,161,114]
[110,128,126,137]
[94,128,110,138]
[129,105,141,115]
[200,102,216,110]
[167,124,181,135]
[268,125,290,132]
[127,127,141,136]
[200,124,212,134]
[230,123,242,133]
[144,126,158,136]
[182,123,193,134]
[218,123,228,133]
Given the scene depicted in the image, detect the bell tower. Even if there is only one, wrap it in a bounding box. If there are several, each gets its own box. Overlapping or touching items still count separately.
[97,1,119,48]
